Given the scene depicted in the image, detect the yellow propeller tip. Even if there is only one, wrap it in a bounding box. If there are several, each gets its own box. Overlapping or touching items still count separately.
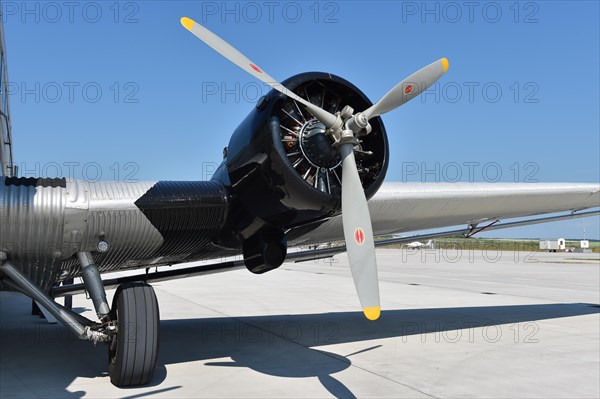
[442,58,450,73]
[363,306,381,321]
[180,17,195,31]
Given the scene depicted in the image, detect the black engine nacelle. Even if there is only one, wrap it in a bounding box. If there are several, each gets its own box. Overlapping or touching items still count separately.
[213,72,389,270]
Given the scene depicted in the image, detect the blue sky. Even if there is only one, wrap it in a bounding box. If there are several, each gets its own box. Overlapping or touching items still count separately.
[3,0,599,239]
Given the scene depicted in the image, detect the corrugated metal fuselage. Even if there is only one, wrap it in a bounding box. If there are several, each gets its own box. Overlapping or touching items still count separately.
[0,177,231,291]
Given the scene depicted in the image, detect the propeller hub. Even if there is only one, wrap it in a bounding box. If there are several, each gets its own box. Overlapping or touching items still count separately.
[299,119,341,169]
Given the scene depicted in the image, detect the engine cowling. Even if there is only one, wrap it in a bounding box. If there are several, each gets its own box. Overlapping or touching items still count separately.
[215,72,389,272]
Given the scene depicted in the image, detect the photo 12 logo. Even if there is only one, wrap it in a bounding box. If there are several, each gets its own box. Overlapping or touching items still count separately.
[420,81,540,104]
[399,161,540,183]
[15,161,140,183]
[7,81,140,104]
[1,1,140,24]
[400,322,540,344]
[198,1,340,24]
[400,1,540,24]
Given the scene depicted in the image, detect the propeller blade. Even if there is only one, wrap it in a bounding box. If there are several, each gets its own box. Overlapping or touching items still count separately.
[339,143,380,321]
[180,17,338,128]
[363,58,449,120]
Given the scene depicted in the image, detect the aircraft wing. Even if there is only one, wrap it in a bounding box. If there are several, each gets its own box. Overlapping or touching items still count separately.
[290,182,600,244]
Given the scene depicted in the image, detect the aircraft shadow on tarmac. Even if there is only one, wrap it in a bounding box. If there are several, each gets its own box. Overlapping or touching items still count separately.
[1,302,599,398]
[157,303,600,398]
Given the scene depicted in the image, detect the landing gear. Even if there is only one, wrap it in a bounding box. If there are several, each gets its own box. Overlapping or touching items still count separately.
[108,282,160,387]
[77,253,160,386]
[1,253,161,388]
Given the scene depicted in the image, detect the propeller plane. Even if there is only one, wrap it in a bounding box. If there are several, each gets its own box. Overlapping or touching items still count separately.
[0,17,598,387]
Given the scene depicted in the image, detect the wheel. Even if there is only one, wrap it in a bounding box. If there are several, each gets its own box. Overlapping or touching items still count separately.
[108,282,160,387]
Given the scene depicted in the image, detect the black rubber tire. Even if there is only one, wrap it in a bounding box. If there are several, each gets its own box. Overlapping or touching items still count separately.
[108,282,160,387]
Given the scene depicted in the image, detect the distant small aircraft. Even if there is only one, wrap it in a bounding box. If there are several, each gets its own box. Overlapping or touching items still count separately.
[0,16,598,388]
[406,240,434,249]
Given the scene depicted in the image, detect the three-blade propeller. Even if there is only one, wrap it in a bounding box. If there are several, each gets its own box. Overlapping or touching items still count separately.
[180,17,449,320]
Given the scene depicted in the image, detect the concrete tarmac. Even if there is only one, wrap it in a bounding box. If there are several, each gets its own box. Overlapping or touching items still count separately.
[1,249,599,398]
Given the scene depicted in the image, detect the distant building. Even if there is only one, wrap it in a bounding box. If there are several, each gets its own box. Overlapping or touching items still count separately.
[0,18,15,177]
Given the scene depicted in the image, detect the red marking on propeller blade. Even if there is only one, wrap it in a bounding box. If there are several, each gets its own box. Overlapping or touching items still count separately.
[250,63,262,73]
[404,85,414,94]
[354,228,365,245]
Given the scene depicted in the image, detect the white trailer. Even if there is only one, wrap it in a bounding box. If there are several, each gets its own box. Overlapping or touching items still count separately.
[539,238,566,252]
